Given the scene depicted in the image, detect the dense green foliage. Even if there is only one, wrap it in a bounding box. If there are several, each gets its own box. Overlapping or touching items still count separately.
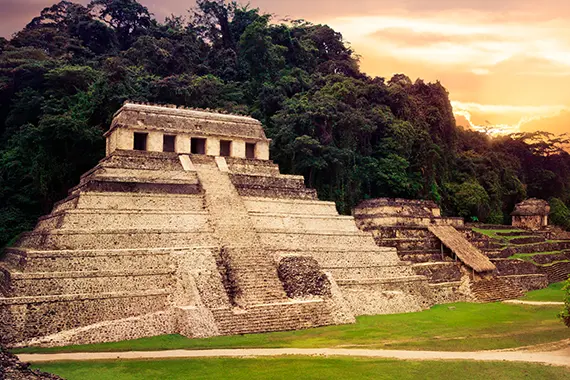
[1,0,570,246]
[549,197,570,230]
[34,357,570,380]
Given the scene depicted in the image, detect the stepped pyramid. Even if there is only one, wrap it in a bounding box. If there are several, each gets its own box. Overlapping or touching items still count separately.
[0,103,432,347]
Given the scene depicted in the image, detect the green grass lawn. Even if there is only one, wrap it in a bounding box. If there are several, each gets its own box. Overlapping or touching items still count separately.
[509,251,563,261]
[472,228,526,241]
[15,302,570,354]
[32,357,570,380]
[521,282,567,302]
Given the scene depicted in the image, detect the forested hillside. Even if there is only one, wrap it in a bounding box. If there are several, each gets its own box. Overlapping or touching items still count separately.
[1,0,569,247]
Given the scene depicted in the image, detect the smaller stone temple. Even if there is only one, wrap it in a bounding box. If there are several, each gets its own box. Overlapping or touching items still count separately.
[511,199,550,230]
[353,198,496,303]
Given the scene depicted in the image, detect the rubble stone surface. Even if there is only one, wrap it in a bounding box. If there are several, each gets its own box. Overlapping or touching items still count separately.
[1,345,63,380]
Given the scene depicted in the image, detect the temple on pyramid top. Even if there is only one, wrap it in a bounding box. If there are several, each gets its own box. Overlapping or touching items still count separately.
[105,102,270,160]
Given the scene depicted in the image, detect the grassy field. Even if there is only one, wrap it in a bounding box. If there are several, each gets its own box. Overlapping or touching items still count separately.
[32,357,570,380]
[521,282,567,302]
[509,251,563,261]
[472,228,526,242]
[15,302,570,354]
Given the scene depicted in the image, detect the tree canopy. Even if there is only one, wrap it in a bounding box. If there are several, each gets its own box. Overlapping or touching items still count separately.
[1,0,570,246]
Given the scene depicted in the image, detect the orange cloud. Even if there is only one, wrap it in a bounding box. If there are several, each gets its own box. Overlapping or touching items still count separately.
[520,111,570,136]
[451,101,569,134]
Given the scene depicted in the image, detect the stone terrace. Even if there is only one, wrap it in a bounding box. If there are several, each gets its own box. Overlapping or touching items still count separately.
[353,198,554,302]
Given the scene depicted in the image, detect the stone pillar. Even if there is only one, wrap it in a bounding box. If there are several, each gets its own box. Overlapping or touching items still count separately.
[147,131,163,152]
[206,137,220,156]
[256,141,270,160]
[233,140,246,159]
[176,134,190,154]
[115,128,134,151]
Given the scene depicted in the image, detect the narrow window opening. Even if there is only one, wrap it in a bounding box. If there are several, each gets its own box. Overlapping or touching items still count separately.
[246,143,256,159]
[133,132,148,151]
[220,140,232,157]
[191,138,206,155]
[163,135,176,152]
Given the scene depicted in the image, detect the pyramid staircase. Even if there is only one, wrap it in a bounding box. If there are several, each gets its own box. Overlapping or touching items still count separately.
[225,159,435,316]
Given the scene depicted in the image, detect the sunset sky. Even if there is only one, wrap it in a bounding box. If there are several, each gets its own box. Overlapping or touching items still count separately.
[1,0,570,135]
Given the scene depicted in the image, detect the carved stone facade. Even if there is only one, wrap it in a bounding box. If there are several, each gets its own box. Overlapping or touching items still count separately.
[0,103,433,348]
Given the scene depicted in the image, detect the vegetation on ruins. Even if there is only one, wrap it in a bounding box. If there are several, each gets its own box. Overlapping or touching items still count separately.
[1,0,570,247]
[549,198,570,230]
[32,357,570,380]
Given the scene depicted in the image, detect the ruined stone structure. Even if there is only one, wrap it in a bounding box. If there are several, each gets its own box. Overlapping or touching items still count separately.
[1,344,62,379]
[0,103,433,348]
[353,198,549,302]
[353,199,480,303]
[511,198,550,230]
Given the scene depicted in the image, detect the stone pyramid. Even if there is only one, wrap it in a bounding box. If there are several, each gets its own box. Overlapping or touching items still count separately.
[0,103,433,348]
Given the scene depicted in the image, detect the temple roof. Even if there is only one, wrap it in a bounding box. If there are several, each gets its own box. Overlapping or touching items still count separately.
[106,102,268,141]
[511,198,550,216]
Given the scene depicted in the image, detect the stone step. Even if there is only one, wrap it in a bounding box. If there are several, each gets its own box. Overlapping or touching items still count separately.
[235,186,318,200]
[257,230,380,250]
[230,172,317,200]
[470,274,548,302]
[195,164,289,305]
[210,300,334,335]
[95,150,185,171]
[3,247,177,272]
[374,237,442,251]
[399,253,455,263]
[93,167,198,181]
[325,265,416,279]
[0,288,170,305]
[15,229,216,250]
[68,176,202,197]
[336,275,428,285]
[269,248,403,266]
[504,241,570,254]
[411,262,463,283]
[249,212,359,233]
[36,209,210,231]
[491,259,542,276]
[540,262,570,283]
[336,275,433,315]
[242,197,338,216]
[53,192,205,213]
[225,158,281,176]
[0,290,170,343]
[4,269,173,297]
[356,216,463,230]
